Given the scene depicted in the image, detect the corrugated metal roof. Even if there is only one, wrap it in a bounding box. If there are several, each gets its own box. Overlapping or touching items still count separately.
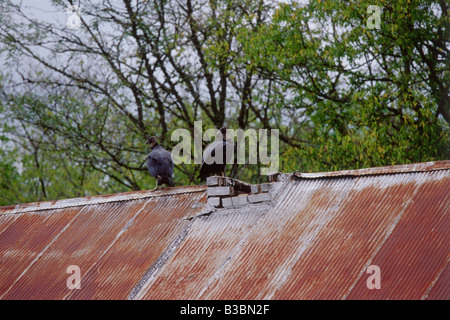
[0,161,448,300]
[0,186,207,300]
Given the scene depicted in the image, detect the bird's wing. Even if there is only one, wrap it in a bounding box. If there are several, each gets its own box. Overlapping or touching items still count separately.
[148,151,163,165]
[202,141,217,160]
[156,149,174,171]
[162,150,174,172]
[203,139,227,161]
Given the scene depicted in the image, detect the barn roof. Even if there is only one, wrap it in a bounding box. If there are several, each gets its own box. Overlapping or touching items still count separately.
[0,161,448,300]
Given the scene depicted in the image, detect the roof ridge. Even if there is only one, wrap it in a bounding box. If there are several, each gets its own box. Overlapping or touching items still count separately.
[0,185,207,215]
[293,160,450,180]
[2,161,448,215]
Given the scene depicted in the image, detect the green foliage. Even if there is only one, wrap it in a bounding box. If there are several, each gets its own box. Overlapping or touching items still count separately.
[243,0,449,172]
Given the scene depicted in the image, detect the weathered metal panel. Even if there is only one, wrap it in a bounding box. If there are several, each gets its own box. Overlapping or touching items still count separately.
[0,207,80,299]
[67,193,205,300]
[276,171,447,300]
[346,170,449,299]
[0,187,206,300]
[135,205,269,300]
[173,169,448,300]
[3,202,148,300]
[196,177,359,299]
[425,262,449,300]
[0,162,448,300]
[295,160,449,179]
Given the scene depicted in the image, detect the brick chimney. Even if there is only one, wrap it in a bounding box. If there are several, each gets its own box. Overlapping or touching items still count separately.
[206,174,286,209]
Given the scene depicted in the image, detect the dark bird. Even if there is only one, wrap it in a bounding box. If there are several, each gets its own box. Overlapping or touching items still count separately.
[145,136,174,189]
[198,126,234,182]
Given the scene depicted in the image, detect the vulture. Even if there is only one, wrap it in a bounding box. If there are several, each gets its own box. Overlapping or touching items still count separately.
[145,136,174,189]
[198,126,234,182]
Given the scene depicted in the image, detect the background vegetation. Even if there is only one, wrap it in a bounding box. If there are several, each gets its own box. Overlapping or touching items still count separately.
[0,0,448,205]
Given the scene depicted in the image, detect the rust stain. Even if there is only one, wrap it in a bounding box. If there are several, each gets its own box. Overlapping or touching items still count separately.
[136,206,268,300]
[0,189,206,300]
[346,174,450,299]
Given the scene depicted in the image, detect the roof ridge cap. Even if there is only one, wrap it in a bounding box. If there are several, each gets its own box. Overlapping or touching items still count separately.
[293,161,450,179]
[0,186,207,215]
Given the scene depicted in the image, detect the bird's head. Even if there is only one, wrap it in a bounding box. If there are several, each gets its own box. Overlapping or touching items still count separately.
[145,136,158,148]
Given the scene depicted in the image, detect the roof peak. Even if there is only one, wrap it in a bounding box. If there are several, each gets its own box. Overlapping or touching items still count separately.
[1,161,448,215]
[291,160,450,180]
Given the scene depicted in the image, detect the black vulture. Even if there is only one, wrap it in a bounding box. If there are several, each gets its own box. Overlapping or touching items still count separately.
[145,136,174,189]
[198,127,234,182]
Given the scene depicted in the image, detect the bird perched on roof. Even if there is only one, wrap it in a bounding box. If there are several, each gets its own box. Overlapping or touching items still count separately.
[145,136,174,190]
[198,126,234,182]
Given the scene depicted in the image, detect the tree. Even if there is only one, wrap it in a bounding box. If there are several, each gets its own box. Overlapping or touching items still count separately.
[0,0,280,204]
[242,0,449,172]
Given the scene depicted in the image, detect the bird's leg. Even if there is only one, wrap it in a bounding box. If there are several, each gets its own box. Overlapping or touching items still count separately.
[153,176,160,190]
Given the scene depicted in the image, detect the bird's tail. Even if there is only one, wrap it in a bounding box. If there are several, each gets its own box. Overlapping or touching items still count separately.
[158,176,175,187]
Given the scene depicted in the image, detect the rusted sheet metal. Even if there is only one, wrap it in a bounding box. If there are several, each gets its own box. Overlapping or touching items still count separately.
[0,185,206,215]
[425,262,449,300]
[0,187,206,300]
[0,162,448,300]
[274,171,449,300]
[0,207,80,298]
[135,205,270,300]
[295,160,450,179]
[346,171,450,300]
[134,165,449,300]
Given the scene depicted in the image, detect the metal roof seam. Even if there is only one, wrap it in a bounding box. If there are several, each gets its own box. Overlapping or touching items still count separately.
[293,161,450,180]
[341,177,423,300]
[128,221,194,300]
[0,205,86,299]
[62,199,155,300]
[0,187,207,216]
[420,258,448,300]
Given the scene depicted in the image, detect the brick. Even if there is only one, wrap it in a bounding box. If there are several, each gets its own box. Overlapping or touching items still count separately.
[222,197,233,207]
[268,172,290,182]
[207,176,236,186]
[206,176,220,186]
[233,181,252,193]
[208,197,221,207]
[220,177,235,186]
[250,185,259,194]
[260,183,272,193]
[248,193,272,203]
[207,186,234,197]
[232,195,248,206]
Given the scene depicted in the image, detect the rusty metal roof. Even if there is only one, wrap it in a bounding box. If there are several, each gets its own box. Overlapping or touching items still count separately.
[0,186,207,300]
[0,161,448,300]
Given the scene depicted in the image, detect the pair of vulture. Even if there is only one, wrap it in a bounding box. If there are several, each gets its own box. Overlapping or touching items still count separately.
[145,127,233,189]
